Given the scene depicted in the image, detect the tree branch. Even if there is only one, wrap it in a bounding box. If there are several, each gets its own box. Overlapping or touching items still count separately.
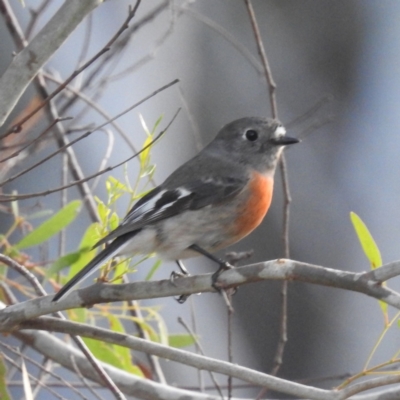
[0,0,103,128]
[0,253,127,400]
[17,317,337,400]
[13,328,221,400]
[1,259,400,331]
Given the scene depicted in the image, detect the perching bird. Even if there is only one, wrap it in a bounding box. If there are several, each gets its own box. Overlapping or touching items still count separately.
[53,117,298,301]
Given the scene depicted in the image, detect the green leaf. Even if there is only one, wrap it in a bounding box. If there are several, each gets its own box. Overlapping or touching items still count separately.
[133,318,160,343]
[350,212,382,269]
[110,258,129,284]
[145,259,162,281]
[68,307,87,323]
[153,114,164,132]
[169,333,196,348]
[82,336,144,376]
[107,314,144,375]
[138,114,163,172]
[67,223,99,281]
[109,212,119,231]
[95,197,110,226]
[82,337,125,369]
[139,134,154,171]
[145,308,169,346]
[46,249,87,278]
[140,164,156,179]
[0,354,11,400]
[106,176,128,204]
[350,212,388,321]
[139,114,152,169]
[16,200,81,249]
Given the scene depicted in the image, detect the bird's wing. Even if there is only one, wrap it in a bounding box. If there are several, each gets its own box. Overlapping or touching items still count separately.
[94,175,247,247]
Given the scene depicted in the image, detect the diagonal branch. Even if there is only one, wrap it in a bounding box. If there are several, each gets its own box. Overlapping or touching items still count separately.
[13,328,220,400]
[0,254,127,400]
[0,0,103,128]
[18,317,336,400]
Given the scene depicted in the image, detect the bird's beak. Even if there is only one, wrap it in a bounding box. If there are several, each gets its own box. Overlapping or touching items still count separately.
[270,136,300,146]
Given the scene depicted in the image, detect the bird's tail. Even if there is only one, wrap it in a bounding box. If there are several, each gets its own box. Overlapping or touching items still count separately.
[52,233,135,302]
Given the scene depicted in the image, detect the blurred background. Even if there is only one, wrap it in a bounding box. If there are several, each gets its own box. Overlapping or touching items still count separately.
[1,0,400,398]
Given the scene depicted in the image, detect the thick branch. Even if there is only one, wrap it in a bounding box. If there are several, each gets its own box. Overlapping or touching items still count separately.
[18,317,335,400]
[1,259,400,331]
[13,328,220,400]
[0,0,102,127]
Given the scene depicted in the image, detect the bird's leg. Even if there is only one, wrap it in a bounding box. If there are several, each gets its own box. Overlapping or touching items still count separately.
[176,259,189,275]
[188,244,234,311]
[188,244,233,290]
[170,260,191,304]
[170,260,190,281]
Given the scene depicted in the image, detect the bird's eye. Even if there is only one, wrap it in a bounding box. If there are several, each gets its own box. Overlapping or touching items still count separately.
[245,130,258,141]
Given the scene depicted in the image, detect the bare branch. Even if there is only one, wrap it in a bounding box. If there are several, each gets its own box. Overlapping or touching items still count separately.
[0,0,103,128]
[0,100,180,201]
[13,328,222,400]
[1,259,400,331]
[0,253,127,400]
[18,317,335,400]
[243,0,277,118]
[22,317,400,400]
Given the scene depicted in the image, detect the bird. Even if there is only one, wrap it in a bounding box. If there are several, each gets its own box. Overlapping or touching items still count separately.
[53,116,299,301]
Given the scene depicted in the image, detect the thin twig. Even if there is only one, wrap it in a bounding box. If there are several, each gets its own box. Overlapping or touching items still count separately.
[126,298,166,384]
[0,0,28,50]
[2,353,65,400]
[70,354,105,400]
[0,0,101,222]
[13,328,226,400]
[243,0,278,119]
[227,293,234,400]
[0,254,127,400]
[75,12,93,70]
[243,1,290,392]
[42,71,140,153]
[0,78,178,188]
[286,95,333,129]
[89,129,114,193]
[0,0,103,128]
[25,0,53,40]
[0,105,180,202]
[178,317,224,399]
[0,341,83,398]
[0,117,71,164]
[74,1,169,94]
[2,0,142,137]
[185,8,263,75]
[16,317,338,400]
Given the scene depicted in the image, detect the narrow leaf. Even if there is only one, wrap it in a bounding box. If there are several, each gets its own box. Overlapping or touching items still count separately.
[350,212,382,269]
[107,314,144,375]
[46,248,89,278]
[169,333,196,348]
[82,337,125,370]
[16,200,81,249]
[350,212,388,322]
[145,259,162,281]
[0,355,11,400]
[67,223,99,281]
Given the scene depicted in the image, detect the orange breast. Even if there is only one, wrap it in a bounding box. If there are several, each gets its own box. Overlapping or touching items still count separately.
[231,172,274,240]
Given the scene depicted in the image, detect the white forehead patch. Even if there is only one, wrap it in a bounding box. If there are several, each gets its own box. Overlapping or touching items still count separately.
[274,125,286,137]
